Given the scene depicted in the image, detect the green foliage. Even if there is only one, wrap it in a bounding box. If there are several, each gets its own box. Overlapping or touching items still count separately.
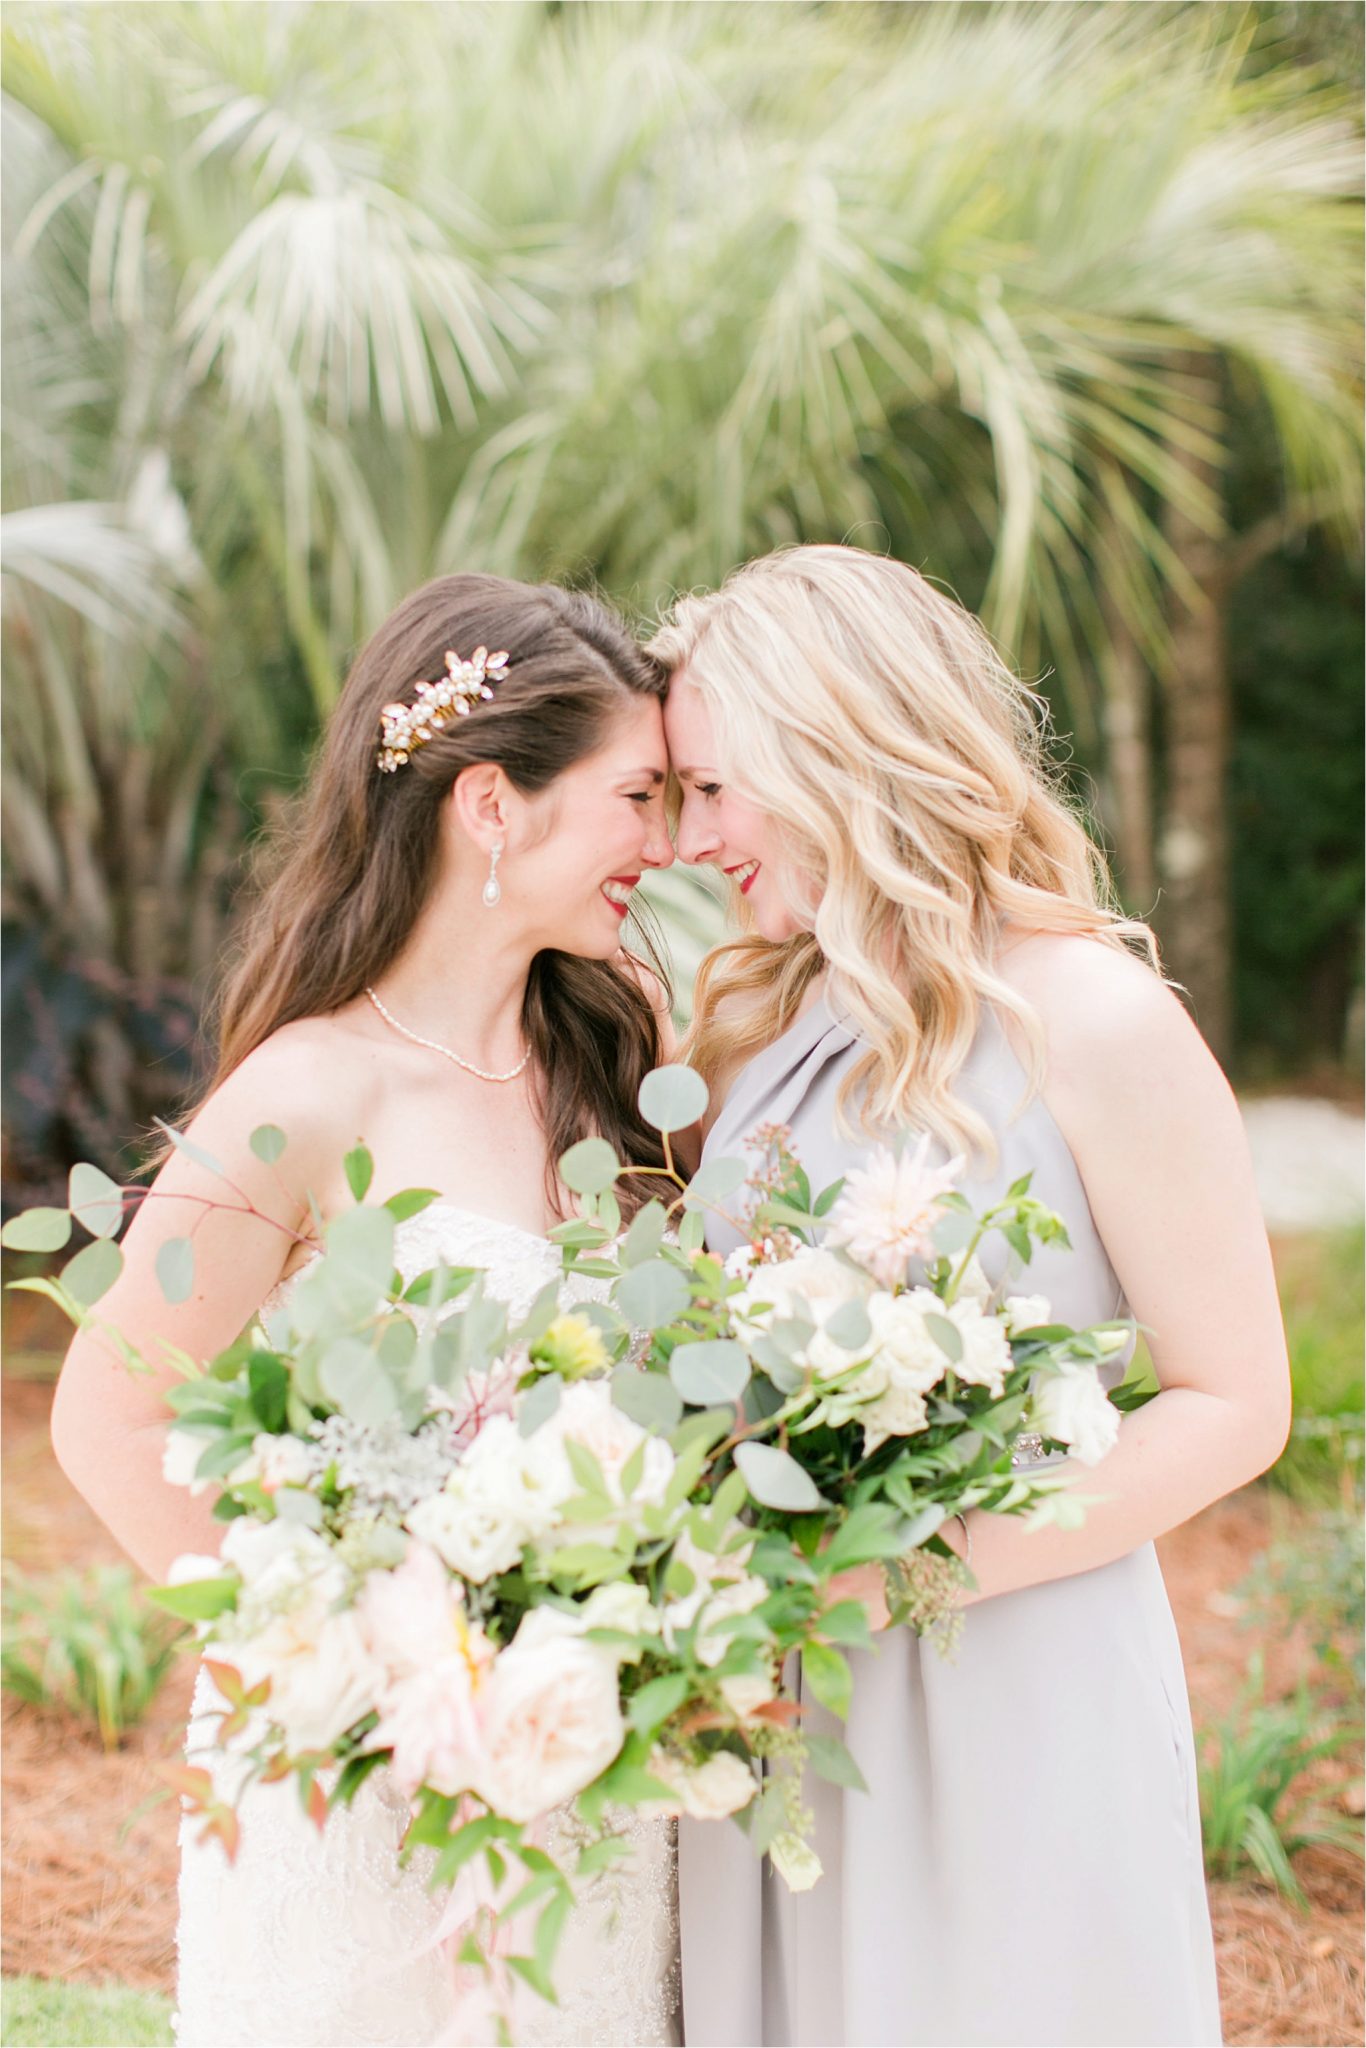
[1,1565,186,1749]
[1198,1654,1363,1906]
[1,1975,173,2047]
[1269,1228,1365,1505]
[1235,1508,1365,1700]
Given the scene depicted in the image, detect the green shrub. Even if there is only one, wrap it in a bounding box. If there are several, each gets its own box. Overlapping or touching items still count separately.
[1269,1228,1365,1506]
[1,1566,186,1750]
[1236,1507,1365,1700]
[1198,1654,1364,1906]
[1,1975,173,2047]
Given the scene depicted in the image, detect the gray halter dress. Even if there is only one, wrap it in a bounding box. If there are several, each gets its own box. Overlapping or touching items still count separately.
[678,991,1221,2048]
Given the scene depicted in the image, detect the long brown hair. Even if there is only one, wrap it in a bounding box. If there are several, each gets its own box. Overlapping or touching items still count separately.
[203,574,672,1212]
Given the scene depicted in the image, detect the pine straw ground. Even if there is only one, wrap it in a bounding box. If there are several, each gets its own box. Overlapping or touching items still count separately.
[3,1370,1362,2046]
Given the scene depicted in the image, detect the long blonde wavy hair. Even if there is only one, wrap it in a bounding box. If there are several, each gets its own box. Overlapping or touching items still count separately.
[648,544,1168,1167]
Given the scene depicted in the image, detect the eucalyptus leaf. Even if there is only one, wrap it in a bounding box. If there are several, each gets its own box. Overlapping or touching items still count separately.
[518,1373,563,1436]
[153,1118,227,1179]
[323,1206,396,1316]
[638,1064,708,1134]
[559,1138,622,1196]
[0,1207,72,1253]
[614,1258,692,1329]
[249,1124,287,1165]
[824,1299,872,1352]
[610,1362,683,1435]
[669,1339,750,1406]
[932,1210,977,1254]
[344,1145,375,1202]
[321,1338,399,1424]
[620,1200,667,1268]
[516,1280,563,1346]
[681,1155,748,1209]
[735,1441,827,1511]
[924,1312,964,1362]
[155,1236,195,1305]
[61,1237,123,1307]
[805,1732,868,1791]
[68,1162,125,1239]
[386,1188,441,1223]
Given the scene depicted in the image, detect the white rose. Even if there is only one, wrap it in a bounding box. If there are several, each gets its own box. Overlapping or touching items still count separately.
[543,1382,676,1510]
[227,1432,315,1494]
[167,1552,229,1586]
[719,1671,777,1721]
[408,1415,569,1582]
[474,1622,625,1822]
[692,1574,769,1670]
[221,1516,333,1590]
[577,1581,661,1650]
[948,1299,1012,1397]
[238,1605,380,1754]
[646,1748,757,1821]
[407,1490,527,1583]
[162,1428,213,1496]
[662,1526,755,1636]
[868,1289,952,1394]
[1031,1364,1121,1466]
[859,1377,930,1456]
[1004,1294,1052,1333]
[729,1248,871,1345]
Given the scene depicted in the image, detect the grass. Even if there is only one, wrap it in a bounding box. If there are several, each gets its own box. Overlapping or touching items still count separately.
[2,1566,186,1750]
[0,1977,172,2047]
[1198,1653,1364,1906]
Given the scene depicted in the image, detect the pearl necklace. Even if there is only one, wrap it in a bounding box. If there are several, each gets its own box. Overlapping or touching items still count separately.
[363,986,531,1084]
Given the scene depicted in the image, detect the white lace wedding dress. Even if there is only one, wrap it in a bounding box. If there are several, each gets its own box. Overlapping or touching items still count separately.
[175,1205,682,2048]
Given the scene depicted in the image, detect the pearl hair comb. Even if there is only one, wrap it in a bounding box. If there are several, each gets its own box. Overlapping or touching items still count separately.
[376,645,511,772]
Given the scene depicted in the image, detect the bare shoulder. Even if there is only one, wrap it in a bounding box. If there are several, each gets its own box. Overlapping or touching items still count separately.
[993,927,1236,1126]
[185,1013,381,1168]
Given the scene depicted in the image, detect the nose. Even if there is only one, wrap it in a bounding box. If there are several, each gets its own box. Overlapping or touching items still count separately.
[641,818,675,871]
[675,797,723,868]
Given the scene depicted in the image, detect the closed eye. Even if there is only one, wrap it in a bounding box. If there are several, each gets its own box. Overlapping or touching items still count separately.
[694,782,721,799]
[627,790,662,804]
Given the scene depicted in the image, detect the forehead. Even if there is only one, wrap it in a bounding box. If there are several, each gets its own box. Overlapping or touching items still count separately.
[582,692,668,772]
[662,678,714,762]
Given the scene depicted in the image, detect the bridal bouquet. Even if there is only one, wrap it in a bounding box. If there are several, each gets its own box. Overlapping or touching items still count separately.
[1,1075,844,2010]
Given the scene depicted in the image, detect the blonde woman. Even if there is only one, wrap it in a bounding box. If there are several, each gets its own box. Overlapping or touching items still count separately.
[652,544,1288,2048]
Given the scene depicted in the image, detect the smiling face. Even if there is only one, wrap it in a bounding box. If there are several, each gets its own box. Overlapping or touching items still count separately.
[502,694,675,956]
[664,679,809,942]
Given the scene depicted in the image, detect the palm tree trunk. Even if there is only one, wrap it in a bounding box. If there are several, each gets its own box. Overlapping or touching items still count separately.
[1155,362,1232,1060]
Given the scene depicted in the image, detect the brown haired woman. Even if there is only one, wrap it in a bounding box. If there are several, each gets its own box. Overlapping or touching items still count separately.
[51,575,684,2046]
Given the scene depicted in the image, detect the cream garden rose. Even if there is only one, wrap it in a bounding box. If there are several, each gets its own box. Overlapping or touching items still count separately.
[646,1747,757,1821]
[474,1608,626,1822]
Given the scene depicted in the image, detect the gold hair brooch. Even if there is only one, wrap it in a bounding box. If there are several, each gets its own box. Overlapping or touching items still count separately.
[376,646,511,772]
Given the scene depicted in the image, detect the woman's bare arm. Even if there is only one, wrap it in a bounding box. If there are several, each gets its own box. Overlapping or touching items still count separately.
[49,1040,339,1582]
[951,934,1291,1602]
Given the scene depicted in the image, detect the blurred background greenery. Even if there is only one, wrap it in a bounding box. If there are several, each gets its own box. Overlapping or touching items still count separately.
[1,0,1362,1203]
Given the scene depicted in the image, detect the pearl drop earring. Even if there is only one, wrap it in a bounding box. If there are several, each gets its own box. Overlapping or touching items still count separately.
[482,840,504,909]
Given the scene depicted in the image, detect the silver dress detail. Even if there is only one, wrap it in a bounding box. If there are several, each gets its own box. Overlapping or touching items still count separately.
[175,1205,681,2048]
[678,995,1222,2048]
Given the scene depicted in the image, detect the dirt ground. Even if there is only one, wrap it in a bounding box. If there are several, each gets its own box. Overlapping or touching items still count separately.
[3,1370,1363,2045]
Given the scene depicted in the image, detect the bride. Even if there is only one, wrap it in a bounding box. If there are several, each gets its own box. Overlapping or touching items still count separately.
[50,573,684,2046]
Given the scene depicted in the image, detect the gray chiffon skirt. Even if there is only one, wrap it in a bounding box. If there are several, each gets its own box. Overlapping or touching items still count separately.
[679,1543,1221,2047]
